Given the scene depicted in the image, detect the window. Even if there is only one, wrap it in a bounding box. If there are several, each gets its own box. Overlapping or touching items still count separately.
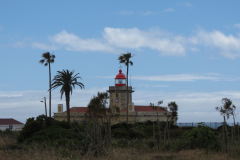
[115,94,119,103]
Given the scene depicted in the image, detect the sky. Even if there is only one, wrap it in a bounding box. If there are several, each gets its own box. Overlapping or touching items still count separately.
[1,0,240,124]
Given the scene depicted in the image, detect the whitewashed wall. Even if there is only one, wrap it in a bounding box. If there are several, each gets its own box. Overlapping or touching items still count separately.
[0,124,24,131]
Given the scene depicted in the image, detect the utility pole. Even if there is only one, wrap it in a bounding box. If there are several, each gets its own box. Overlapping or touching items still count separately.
[40,97,47,117]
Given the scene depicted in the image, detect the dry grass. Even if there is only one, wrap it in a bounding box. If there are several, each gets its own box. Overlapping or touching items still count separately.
[1,134,240,160]
[0,147,239,160]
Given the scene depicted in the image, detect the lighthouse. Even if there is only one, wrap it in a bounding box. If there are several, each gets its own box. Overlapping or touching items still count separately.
[107,69,134,111]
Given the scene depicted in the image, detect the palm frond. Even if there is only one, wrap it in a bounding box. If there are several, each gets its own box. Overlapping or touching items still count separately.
[118,52,133,67]
[39,59,45,64]
[40,52,55,66]
[51,69,84,99]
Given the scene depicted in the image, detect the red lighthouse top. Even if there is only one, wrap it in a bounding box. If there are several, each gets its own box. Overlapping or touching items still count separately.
[115,69,126,86]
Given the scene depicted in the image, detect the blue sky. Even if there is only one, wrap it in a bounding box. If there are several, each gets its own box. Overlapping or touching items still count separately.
[1,0,240,123]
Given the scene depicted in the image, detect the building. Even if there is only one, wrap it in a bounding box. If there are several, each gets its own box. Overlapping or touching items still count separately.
[0,118,24,131]
[54,69,171,123]
[108,69,134,111]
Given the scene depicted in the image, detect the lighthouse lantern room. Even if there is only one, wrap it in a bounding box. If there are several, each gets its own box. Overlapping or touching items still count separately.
[115,69,126,86]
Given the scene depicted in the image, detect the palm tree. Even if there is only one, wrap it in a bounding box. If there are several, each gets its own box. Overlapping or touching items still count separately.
[39,52,55,118]
[51,69,84,124]
[118,52,133,122]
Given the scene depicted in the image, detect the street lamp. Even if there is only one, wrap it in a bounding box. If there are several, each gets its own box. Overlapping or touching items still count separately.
[40,97,47,117]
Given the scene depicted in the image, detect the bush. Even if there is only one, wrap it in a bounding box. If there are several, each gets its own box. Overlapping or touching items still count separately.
[17,115,90,151]
[179,125,220,151]
[111,122,153,139]
[17,115,70,143]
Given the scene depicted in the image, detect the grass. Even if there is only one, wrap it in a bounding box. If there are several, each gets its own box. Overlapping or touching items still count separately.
[1,127,240,160]
[1,147,240,160]
[0,133,240,160]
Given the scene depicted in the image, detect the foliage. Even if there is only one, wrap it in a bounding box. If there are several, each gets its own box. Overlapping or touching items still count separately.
[51,69,84,123]
[216,98,235,121]
[118,53,134,67]
[51,69,84,99]
[17,115,104,155]
[39,52,55,66]
[168,101,178,122]
[87,92,109,118]
[6,117,240,159]
[179,124,220,151]
[86,91,120,151]
[118,52,133,122]
[215,98,236,152]
[24,126,88,150]
[17,115,70,143]
[87,92,120,119]
[112,122,166,139]
[39,51,55,117]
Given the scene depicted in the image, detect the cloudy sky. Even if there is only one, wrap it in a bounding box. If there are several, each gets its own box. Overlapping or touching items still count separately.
[1,0,240,123]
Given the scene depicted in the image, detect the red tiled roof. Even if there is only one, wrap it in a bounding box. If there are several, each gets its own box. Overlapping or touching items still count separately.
[68,106,167,113]
[0,118,23,125]
[67,107,88,113]
[121,105,167,112]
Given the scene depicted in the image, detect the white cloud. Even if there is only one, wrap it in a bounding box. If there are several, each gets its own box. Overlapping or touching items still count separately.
[32,42,58,50]
[234,23,240,28]
[134,90,240,123]
[32,28,186,56]
[30,27,240,59]
[103,27,186,56]
[183,2,194,8]
[143,11,154,16]
[132,74,219,82]
[50,30,115,52]
[163,8,175,12]
[99,73,240,82]
[138,84,169,88]
[192,30,240,59]
[14,41,27,48]
[143,11,161,16]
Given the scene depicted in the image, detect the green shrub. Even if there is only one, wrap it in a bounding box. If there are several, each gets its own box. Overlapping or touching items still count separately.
[179,125,220,151]
[111,122,153,139]
[17,115,70,143]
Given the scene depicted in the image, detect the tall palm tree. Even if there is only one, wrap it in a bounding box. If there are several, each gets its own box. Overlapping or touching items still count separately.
[39,52,55,118]
[51,69,84,124]
[118,52,133,123]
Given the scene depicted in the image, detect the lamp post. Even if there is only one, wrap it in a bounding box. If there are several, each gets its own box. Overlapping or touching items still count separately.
[40,97,47,117]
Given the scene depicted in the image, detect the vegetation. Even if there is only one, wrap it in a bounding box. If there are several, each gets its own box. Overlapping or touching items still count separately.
[1,120,240,159]
[216,98,237,152]
[39,51,55,117]
[118,52,133,123]
[51,69,84,124]
[179,124,220,151]
[3,53,238,159]
[149,101,179,149]
[86,92,120,153]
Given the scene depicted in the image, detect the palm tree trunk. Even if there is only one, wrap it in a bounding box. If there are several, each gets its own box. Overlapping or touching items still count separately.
[66,92,70,124]
[126,63,129,123]
[49,62,51,117]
